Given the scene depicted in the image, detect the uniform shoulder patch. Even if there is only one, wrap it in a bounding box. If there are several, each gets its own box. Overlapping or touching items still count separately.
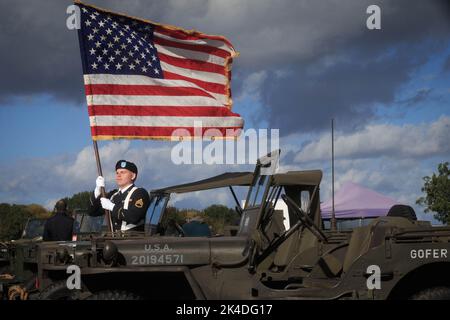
[135,198,144,208]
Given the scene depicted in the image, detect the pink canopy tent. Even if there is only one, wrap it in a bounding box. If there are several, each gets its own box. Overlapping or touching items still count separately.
[321,182,398,219]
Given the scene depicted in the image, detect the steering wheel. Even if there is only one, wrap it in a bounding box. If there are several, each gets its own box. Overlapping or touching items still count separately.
[170,219,186,237]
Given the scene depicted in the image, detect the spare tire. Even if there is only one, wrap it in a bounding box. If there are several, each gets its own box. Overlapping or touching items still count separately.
[387,204,417,220]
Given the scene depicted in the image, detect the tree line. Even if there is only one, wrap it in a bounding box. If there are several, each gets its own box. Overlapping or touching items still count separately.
[0,203,50,241]
[0,162,448,240]
[0,191,239,240]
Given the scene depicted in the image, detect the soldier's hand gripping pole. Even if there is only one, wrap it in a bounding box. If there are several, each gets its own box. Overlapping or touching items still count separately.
[92,140,114,236]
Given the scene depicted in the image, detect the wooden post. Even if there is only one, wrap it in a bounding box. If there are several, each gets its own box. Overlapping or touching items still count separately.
[92,140,114,235]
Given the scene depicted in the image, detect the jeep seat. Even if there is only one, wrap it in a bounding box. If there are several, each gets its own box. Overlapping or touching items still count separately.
[342,225,372,273]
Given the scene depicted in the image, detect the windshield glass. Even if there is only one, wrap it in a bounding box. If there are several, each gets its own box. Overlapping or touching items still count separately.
[22,219,46,239]
[145,194,169,235]
[78,214,104,234]
[246,172,270,208]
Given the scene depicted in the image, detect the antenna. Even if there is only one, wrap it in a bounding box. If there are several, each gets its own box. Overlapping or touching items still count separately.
[331,118,337,231]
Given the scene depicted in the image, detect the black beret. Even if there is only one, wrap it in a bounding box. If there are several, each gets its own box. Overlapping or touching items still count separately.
[115,160,138,175]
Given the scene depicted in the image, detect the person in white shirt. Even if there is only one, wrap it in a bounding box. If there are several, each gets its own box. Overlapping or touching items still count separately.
[88,160,150,232]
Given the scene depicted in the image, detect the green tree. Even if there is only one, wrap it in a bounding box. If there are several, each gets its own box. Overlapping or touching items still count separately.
[203,204,239,234]
[160,206,186,226]
[26,204,51,218]
[0,203,50,241]
[64,191,91,211]
[416,162,450,225]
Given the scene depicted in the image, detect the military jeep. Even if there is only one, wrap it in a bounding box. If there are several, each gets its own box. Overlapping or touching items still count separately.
[1,211,102,299]
[34,150,450,300]
[0,217,47,299]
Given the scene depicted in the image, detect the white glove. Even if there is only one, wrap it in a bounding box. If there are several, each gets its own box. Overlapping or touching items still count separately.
[94,176,105,198]
[100,197,115,211]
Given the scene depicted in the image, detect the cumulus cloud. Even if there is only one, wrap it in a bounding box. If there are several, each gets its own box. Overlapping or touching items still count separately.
[274,116,449,224]
[44,198,59,211]
[0,140,254,208]
[0,125,445,224]
[271,150,441,223]
[319,157,442,223]
[235,71,268,103]
[295,116,450,162]
[54,141,131,187]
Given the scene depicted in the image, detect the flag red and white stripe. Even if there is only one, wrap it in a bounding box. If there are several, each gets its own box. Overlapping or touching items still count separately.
[77,3,243,140]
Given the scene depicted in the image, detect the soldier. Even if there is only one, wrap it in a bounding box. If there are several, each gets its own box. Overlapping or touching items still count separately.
[43,199,74,241]
[88,160,150,232]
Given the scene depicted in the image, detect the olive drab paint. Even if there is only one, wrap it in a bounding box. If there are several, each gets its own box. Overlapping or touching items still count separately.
[366,265,381,290]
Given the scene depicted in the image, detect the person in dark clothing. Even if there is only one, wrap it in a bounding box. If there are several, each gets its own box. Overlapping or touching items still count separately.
[43,199,74,241]
[88,160,150,232]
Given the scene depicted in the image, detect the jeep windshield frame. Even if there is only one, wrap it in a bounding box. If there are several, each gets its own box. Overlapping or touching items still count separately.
[21,218,46,239]
[147,171,255,236]
[145,193,170,235]
[244,149,280,209]
[145,150,282,238]
[77,214,104,235]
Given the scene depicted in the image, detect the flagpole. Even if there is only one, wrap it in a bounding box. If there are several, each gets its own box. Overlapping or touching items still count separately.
[92,140,114,235]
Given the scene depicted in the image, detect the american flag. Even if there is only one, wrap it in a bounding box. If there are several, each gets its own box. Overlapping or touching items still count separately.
[76,2,243,140]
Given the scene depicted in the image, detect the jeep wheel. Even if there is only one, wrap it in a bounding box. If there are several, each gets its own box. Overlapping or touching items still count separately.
[87,290,140,300]
[39,281,83,300]
[410,287,450,300]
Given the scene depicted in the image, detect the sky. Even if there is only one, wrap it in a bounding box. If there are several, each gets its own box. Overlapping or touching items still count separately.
[0,0,449,224]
